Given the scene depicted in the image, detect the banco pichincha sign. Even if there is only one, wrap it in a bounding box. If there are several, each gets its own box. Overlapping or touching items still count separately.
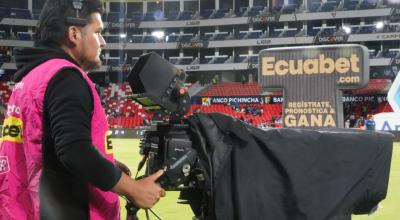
[259,44,369,128]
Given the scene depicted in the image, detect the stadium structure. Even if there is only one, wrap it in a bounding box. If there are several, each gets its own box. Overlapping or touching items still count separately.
[0,0,399,135]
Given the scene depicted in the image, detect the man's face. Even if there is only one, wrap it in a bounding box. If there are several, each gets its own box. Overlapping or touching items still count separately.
[77,12,105,71]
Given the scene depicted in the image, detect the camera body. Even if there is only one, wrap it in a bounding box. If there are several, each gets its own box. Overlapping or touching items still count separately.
[139,122,197,189]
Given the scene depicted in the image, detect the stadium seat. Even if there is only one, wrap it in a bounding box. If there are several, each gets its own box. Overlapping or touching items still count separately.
[271,30,283,38]
[281,4,298,14]
[213,9,229,19]
[166,11,179,20]
[201,9,214,19]
[359,0,377,9]
[308,2,321,12]
[179,57,194,65]
[359,26,376,34]
[0,7,6,18]
[248,5,264,16]
[17,32,32,41]
[130,12,143,21]
[9,8,32,19]
[107,12,125,22]
[0,30,7,39]
[281,30,298,37]
[32,9,41,19]
[344,0,359,10]
[179,34,193,42]
[320,1,338,12]
[319,28,336,37]
[179,11,194,20]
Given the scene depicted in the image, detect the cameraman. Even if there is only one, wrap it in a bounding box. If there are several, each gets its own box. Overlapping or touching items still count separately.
[0,0,165,220]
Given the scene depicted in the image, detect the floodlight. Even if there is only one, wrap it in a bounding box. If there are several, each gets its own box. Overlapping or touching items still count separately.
[376,21,384,29]
[152,31,165,39]
[342,26,351,34]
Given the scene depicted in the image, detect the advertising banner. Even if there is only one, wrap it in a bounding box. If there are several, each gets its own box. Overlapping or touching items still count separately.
[177,41,209,49]
[248,14,279,24]
[374,112,400,131]
[106,21,139,30]
[259,44,369,128]
[313,35,349,44]
[199,96,264,105]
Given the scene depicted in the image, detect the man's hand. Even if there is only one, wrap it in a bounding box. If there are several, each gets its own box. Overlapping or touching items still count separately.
[112,169,166,209]
[128,170,166,208]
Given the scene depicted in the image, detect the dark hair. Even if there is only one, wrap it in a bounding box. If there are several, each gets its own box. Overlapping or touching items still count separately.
[34,0,104,46]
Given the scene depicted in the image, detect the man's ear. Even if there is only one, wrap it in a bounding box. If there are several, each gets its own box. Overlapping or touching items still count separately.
[65,26,81,47]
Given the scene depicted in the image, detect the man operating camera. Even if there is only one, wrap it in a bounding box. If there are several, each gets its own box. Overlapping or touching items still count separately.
[0,0,165,219]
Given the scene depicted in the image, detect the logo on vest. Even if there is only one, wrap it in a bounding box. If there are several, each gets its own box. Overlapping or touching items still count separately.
[1,117,23,143]
[0,156,10,174]
[105,130,113,154]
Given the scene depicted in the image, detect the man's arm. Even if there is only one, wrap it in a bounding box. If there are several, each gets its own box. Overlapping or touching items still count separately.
[45,69,165,207]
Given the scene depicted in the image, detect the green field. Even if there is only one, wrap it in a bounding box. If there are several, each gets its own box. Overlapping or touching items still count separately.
[113,139,400,220]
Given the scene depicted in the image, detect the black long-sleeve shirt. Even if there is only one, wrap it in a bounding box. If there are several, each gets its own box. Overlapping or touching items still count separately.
[44,68,121,191]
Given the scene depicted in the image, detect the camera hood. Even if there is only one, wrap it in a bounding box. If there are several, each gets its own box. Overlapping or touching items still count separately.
[127,52,190,117]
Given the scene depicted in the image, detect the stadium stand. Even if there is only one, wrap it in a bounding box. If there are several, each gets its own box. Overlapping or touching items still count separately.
[200,82,260,96]
[0,0,399,129]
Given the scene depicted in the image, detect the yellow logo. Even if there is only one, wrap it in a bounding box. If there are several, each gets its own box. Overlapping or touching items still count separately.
[104,130,113,154]
[1,117,23,143]
[202,97,210,106]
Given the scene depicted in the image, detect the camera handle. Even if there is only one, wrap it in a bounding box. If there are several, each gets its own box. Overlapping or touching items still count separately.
[125,148,196,220]
[126,201,140,220]
[124,178,165,220]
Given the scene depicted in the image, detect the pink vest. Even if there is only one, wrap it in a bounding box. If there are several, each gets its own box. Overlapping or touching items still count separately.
[0,59,120,220]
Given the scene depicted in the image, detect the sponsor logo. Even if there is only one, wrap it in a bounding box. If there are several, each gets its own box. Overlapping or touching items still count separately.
[185,20,200,26]
[1,117,23,143]
[380,121,400,131]
[207,96,262,104]
[273,97,283,103]
[7,104,21,116]
[256,39,271,45]
[315,35,347,43]
[261,54,360,76]
[107,22,137,29]
[201,97,211,106]
[177,41,209,49]
[249,14,279,24]
[108,64,132,73]
[342,95,386,102]
[185,65,200,71]
[105,130,113,154]
[0,156,10,174]
[380,34,400,40]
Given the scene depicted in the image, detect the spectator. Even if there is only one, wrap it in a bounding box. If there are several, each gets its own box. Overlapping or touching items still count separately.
[365,114,376,131]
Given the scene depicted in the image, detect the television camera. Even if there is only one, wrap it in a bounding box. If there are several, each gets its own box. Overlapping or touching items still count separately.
[126,52,210,219]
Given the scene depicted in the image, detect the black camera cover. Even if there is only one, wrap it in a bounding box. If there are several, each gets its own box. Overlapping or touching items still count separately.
[186,113,393,220]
